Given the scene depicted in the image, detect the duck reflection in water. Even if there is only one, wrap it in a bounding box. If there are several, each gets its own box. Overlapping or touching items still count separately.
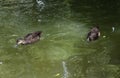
[16,31,42,46]
[87,26,100,42]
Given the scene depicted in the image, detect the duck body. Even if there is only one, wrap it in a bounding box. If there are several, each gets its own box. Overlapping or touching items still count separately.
[87,26,100,41]
[16,31,42,45]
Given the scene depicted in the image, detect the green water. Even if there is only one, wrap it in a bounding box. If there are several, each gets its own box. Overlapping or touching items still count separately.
[0,0,120,78]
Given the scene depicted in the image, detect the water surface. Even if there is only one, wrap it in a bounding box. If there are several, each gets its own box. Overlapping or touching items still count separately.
[0,0,120,78]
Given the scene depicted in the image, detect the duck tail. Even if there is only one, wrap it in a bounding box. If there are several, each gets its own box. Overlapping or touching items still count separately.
[36,31,42,35]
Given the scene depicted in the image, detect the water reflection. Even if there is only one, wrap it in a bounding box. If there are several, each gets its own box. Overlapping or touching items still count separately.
[69,0,120,25]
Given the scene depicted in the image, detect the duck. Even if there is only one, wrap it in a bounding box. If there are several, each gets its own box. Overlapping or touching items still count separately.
[87,26,100,41]
[16,31,42,45]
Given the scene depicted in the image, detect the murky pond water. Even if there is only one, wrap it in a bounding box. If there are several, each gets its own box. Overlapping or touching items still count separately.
[0,0,120,78]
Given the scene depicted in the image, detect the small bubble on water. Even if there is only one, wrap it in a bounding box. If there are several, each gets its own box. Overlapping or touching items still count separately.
[38,19,41,22]
[103,36,106,38]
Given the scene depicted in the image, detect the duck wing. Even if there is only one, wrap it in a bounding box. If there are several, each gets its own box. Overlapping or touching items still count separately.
[24,31,41,40]
[32,31,41,38]
[24,33,33,40]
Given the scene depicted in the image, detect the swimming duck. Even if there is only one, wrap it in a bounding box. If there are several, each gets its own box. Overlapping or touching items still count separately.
[16,31,42,45]
[87,26,100,41]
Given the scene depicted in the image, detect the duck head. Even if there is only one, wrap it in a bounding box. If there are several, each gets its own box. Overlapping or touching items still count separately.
[16,38,26,45]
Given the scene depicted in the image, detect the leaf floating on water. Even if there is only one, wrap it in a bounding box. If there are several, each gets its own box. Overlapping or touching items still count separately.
[55,73,60,76]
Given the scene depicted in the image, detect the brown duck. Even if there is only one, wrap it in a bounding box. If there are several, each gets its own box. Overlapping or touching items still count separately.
[16,31,42,45]
[87,26,100,41]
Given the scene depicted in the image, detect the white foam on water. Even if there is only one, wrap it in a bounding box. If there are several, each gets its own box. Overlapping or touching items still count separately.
[40,37,45,40]
[36,0,45,11]
[62,61,69,78]
[13,44,18,48]
[112,27,115,32]
[11,34,18,37]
